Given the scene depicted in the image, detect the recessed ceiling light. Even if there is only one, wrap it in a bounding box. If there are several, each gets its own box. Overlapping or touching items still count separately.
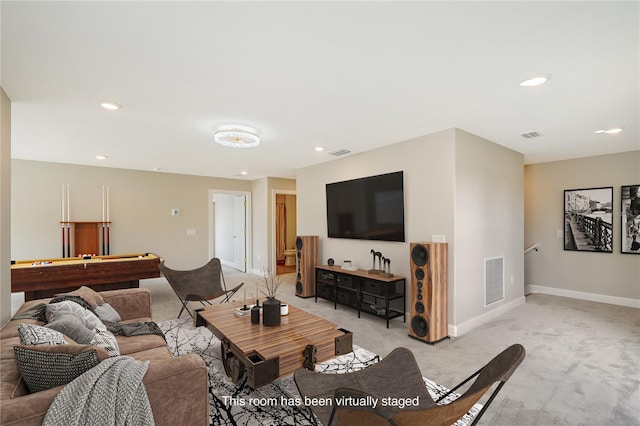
[96,155,108,160]
[520,75,550,87]
[240,171,249,176]
[595,127,624,134]
[315,146,324,152]
[100,102,121,110]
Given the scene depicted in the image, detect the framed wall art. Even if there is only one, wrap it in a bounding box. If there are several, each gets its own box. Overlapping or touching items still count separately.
[564,187,613,253]
[621,185,640,254]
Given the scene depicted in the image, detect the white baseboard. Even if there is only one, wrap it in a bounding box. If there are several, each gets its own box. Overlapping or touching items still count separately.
[449,296,526,337]
[525,285,640,309]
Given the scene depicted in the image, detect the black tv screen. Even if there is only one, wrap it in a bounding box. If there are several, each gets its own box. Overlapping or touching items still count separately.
[326,171,405,242]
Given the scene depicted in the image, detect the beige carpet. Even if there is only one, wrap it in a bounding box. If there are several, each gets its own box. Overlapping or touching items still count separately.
[140,268,638,425]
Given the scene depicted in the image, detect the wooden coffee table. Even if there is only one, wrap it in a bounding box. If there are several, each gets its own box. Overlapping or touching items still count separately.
[195,301,353,388]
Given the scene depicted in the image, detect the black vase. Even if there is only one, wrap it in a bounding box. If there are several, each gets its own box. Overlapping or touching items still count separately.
[262,297,281,326]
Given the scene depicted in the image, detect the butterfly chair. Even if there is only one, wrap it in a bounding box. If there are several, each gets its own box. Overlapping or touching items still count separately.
[159,258,244,318]
[294,344,525,426]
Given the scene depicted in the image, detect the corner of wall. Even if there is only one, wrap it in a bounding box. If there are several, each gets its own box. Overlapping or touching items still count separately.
[0,88,12,325]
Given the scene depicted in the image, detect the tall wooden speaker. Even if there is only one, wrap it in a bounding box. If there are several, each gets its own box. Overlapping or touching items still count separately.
[408,242,449,344]
[295,236,319,298]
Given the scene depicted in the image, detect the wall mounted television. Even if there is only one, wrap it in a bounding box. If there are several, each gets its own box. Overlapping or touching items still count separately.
[326,171,405,242]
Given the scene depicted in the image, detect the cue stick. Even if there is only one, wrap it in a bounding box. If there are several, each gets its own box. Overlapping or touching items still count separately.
[61,184,65,257]
[106,186,110,255]
[66,184,71,257]
[106,223,110,255]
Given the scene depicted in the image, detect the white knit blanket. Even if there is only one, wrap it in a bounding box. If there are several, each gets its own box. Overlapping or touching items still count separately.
[43,356,154,426]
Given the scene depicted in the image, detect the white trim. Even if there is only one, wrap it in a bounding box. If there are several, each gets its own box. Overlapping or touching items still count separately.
[209,189,252,272]
[448,296,526,337]
[526,285,640,309]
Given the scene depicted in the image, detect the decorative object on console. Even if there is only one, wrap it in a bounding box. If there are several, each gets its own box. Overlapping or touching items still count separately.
[327,258,335,266]
[368,249,393,277]
[341,260,357,271]
[294,236,319,298]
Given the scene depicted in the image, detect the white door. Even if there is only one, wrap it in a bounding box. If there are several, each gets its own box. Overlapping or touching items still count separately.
[233,195,247,272]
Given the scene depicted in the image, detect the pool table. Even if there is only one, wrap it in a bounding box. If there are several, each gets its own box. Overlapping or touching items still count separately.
[11,253,162,301]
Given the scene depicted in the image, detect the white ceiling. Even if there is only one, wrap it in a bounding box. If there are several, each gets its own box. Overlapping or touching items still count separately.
[2,1,638,180]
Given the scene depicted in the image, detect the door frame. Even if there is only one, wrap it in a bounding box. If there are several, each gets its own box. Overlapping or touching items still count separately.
[271,189,296,274]
[209,189,252,272]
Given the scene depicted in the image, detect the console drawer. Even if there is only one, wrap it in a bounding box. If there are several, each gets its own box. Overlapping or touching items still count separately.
[336,274,356,289]
[363,280,385,296]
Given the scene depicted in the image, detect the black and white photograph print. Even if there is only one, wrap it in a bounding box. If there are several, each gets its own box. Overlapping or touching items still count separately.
[564,187,613,253]
[621,185,640,254]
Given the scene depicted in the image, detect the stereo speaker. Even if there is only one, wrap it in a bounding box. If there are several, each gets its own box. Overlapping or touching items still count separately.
[295,236,319,298]
[408,242,449,344]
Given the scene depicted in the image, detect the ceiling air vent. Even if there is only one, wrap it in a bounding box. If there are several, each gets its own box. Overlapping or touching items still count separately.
[328,149,351,156]
[520,131,542,139]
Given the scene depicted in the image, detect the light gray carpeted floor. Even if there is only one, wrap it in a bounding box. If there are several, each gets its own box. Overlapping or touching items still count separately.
[145,269,639,426]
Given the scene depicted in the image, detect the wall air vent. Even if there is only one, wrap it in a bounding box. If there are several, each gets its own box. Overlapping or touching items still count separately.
[485,256,504,306]
[520,131,542,139]
[328,149,351,156]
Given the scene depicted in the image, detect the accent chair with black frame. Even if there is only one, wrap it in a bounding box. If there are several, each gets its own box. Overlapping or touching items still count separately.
[159,257,244,318]
[294,344,525,426]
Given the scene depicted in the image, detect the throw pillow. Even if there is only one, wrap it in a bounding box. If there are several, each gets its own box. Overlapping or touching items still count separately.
[94,302,121,323]
[90,328,120,357]
[45,300,103,330]
[13,345,100,393]
[45,314,96,345]
[56,286,104,307]
[17,323,67,345]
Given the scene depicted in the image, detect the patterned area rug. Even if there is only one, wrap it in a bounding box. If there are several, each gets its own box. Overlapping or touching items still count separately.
[158,319,480,426]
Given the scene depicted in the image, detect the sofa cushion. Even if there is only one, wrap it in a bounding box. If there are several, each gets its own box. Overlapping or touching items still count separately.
[17,324,67,346]
[116,334,166,356]
[0,358,26,400]
[13,345,101,393]
[0,319,44,340]
[56,286,104,307]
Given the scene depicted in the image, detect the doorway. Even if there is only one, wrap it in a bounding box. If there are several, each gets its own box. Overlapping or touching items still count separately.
[272,190,297,276]
[209,190,251,273]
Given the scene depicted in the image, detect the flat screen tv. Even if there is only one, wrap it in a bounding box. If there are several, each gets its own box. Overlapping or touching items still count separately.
[326,171,405,242]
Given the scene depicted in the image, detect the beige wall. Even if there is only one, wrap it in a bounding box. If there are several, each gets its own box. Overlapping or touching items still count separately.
[250,177,296,274]
[454,129,525,327]
[1,89,11,325]
[296,128,525,334]
[11,160,251,270]
[525,151,640,305]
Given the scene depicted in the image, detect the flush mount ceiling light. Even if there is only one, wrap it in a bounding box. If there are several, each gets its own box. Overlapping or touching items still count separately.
[520,74,550,87]
[100,101,121,110]
[314,146,325,152]
[95,155,108,160]
[595,128,624,134]
[214,129,260,148]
